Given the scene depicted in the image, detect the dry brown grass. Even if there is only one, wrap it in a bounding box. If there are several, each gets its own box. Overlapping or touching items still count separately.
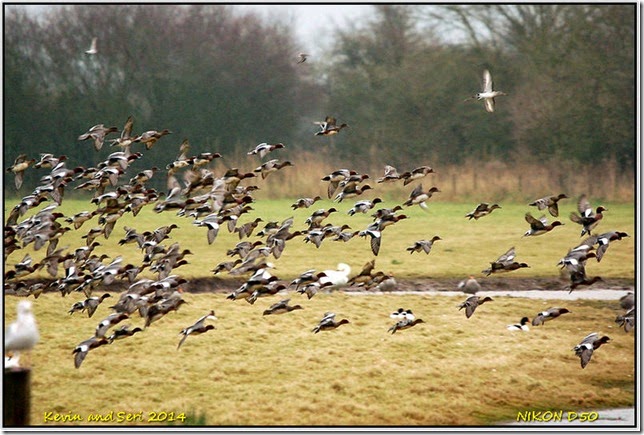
[239,151,634,203]
[8,291,635,427]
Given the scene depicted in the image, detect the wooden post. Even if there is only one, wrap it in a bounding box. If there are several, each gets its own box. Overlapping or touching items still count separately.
[3,368,31,426]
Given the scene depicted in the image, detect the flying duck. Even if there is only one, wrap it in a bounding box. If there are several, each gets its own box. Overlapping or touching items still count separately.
[615,307,634,333]
[291,196,322,210]
[247,142,285,159]
[406,236,441,254]
[528,194,568,217]
[68,293,111,318]
[523,213,564,237]
[458,295,493,318]
[465,203,501,220]
[347,198,383,216]
[574,333,610,369]
[72,336,109,368]
[312,312,350,333]
[177,310,217,350]
[262,299,304,316]
[466,69,507,112]
[6,154,36,189]
[531,307,571,326]
[314,116,349,136]
[403,184,440,210]
[400,166,435,186]
[580,231,629,262]
[482,247,529,276]
[376,165,401,183]
[569,195,607,237]
[388,317,424,334]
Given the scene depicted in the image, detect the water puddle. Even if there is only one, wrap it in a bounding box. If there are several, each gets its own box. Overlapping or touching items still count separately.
[344,288,633,301]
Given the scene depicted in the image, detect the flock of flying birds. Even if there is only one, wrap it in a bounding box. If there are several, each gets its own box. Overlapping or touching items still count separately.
[4,52,634,371]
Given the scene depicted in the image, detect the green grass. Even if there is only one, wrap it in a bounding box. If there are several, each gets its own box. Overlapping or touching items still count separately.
[7,292,635,427]
[4,197,635,282]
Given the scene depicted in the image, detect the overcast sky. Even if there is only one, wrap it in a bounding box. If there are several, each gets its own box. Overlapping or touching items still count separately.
[231,4,375,48]
[8,3,377,50]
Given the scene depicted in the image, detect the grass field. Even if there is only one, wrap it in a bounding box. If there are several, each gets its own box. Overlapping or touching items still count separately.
[3,197,636,283]
[5,291,636,427]
[4,192,636,427]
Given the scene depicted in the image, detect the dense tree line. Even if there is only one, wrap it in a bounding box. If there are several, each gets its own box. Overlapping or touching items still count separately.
[3,4,635,194]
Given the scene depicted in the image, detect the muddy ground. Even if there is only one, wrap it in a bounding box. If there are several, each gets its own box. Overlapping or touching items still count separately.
[7,276,635,297]
[186,276,636,294]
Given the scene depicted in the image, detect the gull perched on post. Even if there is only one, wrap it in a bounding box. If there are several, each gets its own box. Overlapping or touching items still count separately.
[5,301,40,368]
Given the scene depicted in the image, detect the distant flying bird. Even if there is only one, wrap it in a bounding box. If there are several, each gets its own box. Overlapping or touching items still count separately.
[297,53,309,64]
[314,116,349,136]
[466,69,507,113]
[85,37,98,55]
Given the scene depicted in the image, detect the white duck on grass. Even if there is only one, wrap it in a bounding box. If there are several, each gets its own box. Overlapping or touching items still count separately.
[319,263,351,289]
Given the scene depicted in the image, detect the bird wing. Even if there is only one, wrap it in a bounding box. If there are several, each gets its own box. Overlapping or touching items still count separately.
[497,247,516,264]
[577,195,592,216]
[368,230,381,256]
[579,332,599,345]
[524,212,545,229]
[74,349,88,368]
[482,69,493,93]
[409,184,423,199]
[578,346,593,368]
[548,203,560,217]
[484,98,495,113]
